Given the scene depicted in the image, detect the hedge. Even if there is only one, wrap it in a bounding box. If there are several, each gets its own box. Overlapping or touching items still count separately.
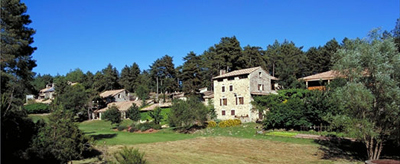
[24,103,50,114]
[218,119,241,128]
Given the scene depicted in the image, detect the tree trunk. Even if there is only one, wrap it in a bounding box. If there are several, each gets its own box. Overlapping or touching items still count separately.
[365,137,384,160]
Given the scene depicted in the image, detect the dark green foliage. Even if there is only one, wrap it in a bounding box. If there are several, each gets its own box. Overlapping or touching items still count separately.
[31,74,53,94]
[65,68,85,83]
[253,89,338,130]
[1,0,39,162]
[180,51,202,93]
[239,45,267,70]
[117,125,127,131]
[136,122,161,131]
[306,39,340,74]
[56,83,89,114]
[113,147,147,164]
[149,107,163,125]
[29,107,93,163]
[168,98,208,130]
[264,40,308,89]
[215,36,243,71]
[24,103,50,114]
[120,62,140,92]
[127,103,141,122]
[263,98,308,129]
[103,105,122,127]
[151,55,178,93]
[136,85,149,107]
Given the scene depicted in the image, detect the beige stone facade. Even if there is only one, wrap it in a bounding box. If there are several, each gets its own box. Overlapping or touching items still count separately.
[213,67,277,122]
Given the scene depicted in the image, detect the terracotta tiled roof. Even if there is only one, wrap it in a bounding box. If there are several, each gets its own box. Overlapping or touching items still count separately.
[299,70,342,82]
[97,100,141,113]
[100,89,125,98]
[213,67,261,79]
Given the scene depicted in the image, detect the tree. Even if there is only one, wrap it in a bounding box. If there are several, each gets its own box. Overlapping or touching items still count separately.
[215,36,243,71]
[150,55,178,94]
[180,51,202,93]
[136,84,149,107]
[127,103,140,122]
[168,98,208,130]
[66,68,85,83]
[149,107,163,125]
[239,45,267,69]
[103,105,122,127]
[331,29,400,160]
[29,106,93,163]
[120,62,140,92]
[1,0,38,162]
[102,63,120,90]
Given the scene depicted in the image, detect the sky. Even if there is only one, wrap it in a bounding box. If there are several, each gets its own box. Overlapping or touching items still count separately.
[22,0,399,76]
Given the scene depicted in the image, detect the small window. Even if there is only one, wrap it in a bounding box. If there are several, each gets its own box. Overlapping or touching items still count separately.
[221,98,227,106]
[231,110,235,115]
[222,110,226,116]
[258,84,264,91]
[222,86,225,92]
[229,85,233,91]
[228,77,234,80]
[259,72,262,78]
[239,97,244,105]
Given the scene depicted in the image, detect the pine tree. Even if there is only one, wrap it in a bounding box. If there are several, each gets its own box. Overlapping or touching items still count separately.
[181,51,202,93]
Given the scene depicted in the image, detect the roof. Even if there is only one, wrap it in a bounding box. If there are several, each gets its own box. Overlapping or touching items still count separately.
[213,67,260,79]
[251,91,278,96]
[299,70,342,82]
[96,101,141,113]
[202,91,214,99]
[40,87,54,93]
[100,89,125,98]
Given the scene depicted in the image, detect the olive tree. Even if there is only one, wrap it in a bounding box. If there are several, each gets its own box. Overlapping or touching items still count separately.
[331,29,400,160]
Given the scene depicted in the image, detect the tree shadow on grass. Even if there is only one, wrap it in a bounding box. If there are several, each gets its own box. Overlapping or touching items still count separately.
[314,137,367,161]
[90,133,117,141]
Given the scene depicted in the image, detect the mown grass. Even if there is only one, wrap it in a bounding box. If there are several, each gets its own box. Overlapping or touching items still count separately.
[194,123,316,145]
[79,119,194,146]
[140,107,170,125]
[28,113,50,123]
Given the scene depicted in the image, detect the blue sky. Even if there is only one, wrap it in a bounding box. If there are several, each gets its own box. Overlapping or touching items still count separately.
[23,0,399,76]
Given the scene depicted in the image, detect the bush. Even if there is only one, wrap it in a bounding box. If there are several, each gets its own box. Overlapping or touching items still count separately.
[168,98,208,129]
[113,146,147,164]
[136,122,160,131]
[24,103,50,114]
[207,121,217,128]
[218,119,241,128]
[103,105,121,127]
[117,125,127,131]
[127,103,141,122]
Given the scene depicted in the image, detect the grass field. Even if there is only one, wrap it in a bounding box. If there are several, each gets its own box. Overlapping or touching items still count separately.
[28,113,50,122]
[79,119,194,145]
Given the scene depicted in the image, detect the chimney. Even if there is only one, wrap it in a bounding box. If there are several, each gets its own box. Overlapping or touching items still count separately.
[219,70,226,75]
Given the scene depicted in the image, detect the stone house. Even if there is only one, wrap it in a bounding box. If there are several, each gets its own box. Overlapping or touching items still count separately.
[38,83,55,100]
[213,67,278,122]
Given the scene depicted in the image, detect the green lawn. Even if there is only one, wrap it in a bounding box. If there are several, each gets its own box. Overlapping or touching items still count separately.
[140,107,170,125]
[79,119,194,145]
[28,113,50,123]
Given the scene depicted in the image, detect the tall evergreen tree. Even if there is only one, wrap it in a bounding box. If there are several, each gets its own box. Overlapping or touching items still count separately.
[1,0,38,162]
[120,62,140,92]
[180,51,202,93]
[240,45,267,69]
[102,63,120,90]
[215,36,243,71]
[150,55,177,93]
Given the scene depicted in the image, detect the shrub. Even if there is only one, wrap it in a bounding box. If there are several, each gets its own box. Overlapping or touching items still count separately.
[136,122,161,131]
[103,105,122,127]
[168,98,208,129]
[117,125,127,131]
[113,146,147,164]
[127,103,141,122]
[24,103,50,114]
[218,119,241,128]
[207,121,217,128]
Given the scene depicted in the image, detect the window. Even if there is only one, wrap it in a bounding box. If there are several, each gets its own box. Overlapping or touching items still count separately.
[220,98,227,106]
[258,84,264,91]
[222,86,225,92]
[239,97,244,105]
[222,110,226,116]
[259,72,262,78]
[228,77,234,80]
[229,85,233,91]
[231,110,235,115]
